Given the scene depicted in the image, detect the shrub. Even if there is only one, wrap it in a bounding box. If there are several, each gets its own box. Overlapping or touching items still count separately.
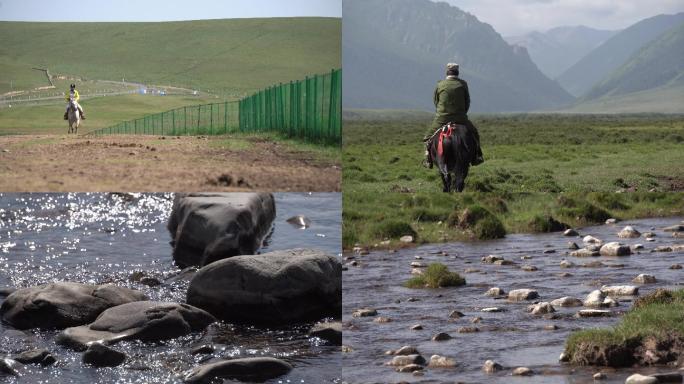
[527,214,569,233]
[405,263,466,289]
[370,220,416,240]
[474,215,506,240]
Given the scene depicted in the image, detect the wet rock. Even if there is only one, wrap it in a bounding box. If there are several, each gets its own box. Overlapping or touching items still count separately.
[605,218,617,224]
[191,345,215,355]
[428,354,456,368]
[183,357,292,383]
[633,274,657,284]
[600,242,631,256]
[643,232,656,238]
[583,235,603,245]
[624,374,657,384]
[82,342,126,367]
[309,321,342,345]
[583,261,605,268]
[481,255,503,264]
[577,309,612,318]
[593,372,607,380]
[482,359,502,373]
[391,346,419,356]
[568,242,580,250]
[558,272,573,277]
[618,226,641,238]
[410,324,423,331]
[543,249,555,254]
[485,287,505,296]
[481,307,505,312]
[670,264,683,270]
[544,324,559,330]
[633,244,644,250]
[653,246,673,252]
[386,354,426,366]
[521,265,538,271]
[400,235,414,243]
[471,317,482,323]
[397,363,423,373]
[494,259,516,266]
[564,229,579,236]
[508,289,539,301]
[374,316,392,323]
[0,358,22,376]
[584,290,619,308]
[13,348,56,366]
[528,302,555,315]
[167,193,276,267]
[0,282,147,329]
[512,366,533,376]
[560,260,575,268]
[550,297,583,307]
[663,224,684,232]
[559,352,569,362]
[187,249,341,324]
[286,215,311,229]
[449,310,465,319]
[410,261,425,268]
[457,326,479,333]
[56,301,216,350]
[0,288,16,298]
[649,373,683,382]
[587,244,602,252]
[353,308,377,317]
[342,345,353,353]
[601,285,639,296]
[571,248,600,257]
[432,332,452,341]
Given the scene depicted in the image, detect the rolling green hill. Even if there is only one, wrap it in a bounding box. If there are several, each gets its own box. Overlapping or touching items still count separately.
[583,22,684,101]
[557,13,684,97]
[343,0,573,112]
[0,18,341,96]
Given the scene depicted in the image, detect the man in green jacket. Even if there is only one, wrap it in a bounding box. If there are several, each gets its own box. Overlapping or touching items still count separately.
[424,63,483,168]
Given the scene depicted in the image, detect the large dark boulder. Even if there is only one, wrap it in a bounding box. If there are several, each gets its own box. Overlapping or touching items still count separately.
[187,248,341,324]
[0,282,147,329]
[56,301,216,350]
[183,357,292,383]
[167,193,276,267]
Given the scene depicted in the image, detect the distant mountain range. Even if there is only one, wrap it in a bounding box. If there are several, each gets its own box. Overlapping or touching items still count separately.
[505,26,617,79]
[343,0,574,112]
[557,12,684,97]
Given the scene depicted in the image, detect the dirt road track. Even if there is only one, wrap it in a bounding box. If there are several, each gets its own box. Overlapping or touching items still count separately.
[0,135,340,191]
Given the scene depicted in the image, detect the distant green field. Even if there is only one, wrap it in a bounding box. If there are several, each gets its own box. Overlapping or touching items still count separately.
[344,113,684,193]
[0,94,218,134]
[0,18,341,96]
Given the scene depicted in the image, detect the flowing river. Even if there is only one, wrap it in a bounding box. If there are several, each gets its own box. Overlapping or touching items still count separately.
[342,216,684,383]
[0,192,341,384]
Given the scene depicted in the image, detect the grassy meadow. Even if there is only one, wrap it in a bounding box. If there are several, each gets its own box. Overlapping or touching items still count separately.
[343,111,684,249]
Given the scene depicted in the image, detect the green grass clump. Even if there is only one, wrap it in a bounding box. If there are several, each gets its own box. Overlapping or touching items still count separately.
[369,220,416,240]
[405,263,466,288]
[527,214,569,233]
[565,289,684,365]
[557,201,611,223]
[452,204,506,240]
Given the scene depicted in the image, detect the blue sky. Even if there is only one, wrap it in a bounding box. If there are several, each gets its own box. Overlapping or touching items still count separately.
[446,0,684,35]
[0,0,341,22]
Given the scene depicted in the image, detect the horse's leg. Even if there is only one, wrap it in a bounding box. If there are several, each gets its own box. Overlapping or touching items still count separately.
[456,165,469,192]
[440,173,449,192]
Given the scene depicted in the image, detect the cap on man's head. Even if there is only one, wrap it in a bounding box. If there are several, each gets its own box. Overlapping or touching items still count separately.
[446,63,459,71]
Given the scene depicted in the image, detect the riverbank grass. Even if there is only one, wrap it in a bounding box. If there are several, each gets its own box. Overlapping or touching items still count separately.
[405,263,466,288]
[565,289,684,366]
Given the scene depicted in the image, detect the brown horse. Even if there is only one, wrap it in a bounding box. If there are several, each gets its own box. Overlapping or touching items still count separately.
[428,123,476,192]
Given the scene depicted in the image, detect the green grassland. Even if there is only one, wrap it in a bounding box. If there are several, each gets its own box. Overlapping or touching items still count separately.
[0,18,341,97]
[0,94,218,134]
[344,113,684,194]
[343,112,684,248]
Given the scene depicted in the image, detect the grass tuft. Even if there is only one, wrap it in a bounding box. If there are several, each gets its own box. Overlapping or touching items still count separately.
[405,263,466,289]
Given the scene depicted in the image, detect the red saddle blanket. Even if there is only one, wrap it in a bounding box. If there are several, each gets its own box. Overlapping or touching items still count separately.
[437,124,463,158]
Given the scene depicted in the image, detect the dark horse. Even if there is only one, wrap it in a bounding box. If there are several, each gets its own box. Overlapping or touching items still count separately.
[428,123,476,192]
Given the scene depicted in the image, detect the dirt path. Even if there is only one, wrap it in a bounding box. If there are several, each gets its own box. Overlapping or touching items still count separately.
[0,135,340,191]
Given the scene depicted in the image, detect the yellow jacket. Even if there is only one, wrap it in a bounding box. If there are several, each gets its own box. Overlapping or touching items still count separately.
[65,90,80,102]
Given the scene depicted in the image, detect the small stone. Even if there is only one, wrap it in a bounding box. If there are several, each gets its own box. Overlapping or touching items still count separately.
[605,218,617,224]
[649,373,683,382]
[512,366,533,376]
[571,248,600,257]
[428,354,456,368]
[0,358,23,376]
[386,354,426,366]
[577,309,612,318]
[653,246,673,252]
[633,274,657,284]
[633,244,644,250]
[494,259,515,266]
[601,285,638,296]
[393,346,419,356]
[140,277,161,287]
[482,255,503,263]
[471,317,482,323]
[584,290,619,308]
[13,348,56,366]
[374,316,392,323]
[559,352,569,362]
[593,372,607,380]
[410,324,423,331]
[432,332,452,341]
[191,345,215,355]
[618,226,641,238]
[663,224,684,232]
[600,242,631,256]
[400,235,414,243]
[485,287,505,296]
[397,364,423,373]
[560,260,575,268]
[583,235,602,245]
[352,308,377,317]
[508,289,539,301]
[550,297,583,307]
[449,310,465,319]
[543,249,555,254]
[481,307,505,312]
[410,261,425,268]
[670,264,683,270]
[342,345,353,353]
[568,242,580,250]
[643,232,656,238]
[624,373,657,384]
[522,265,538,271]
[528,302,555,315]
[520,255,532,260]
[82,343,126,367]
[544,324,558,331]
[457,326,479,333]
[563,229,579,236]
[482,359,502,373]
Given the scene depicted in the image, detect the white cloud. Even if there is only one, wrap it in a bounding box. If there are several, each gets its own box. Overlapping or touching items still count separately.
[443,0,684,36]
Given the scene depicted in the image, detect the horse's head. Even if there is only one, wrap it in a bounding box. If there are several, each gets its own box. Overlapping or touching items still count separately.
[68,97,78,111]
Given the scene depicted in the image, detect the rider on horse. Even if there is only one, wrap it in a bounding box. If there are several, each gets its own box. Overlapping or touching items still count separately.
[424,63,482,168]
[63,83,86,120]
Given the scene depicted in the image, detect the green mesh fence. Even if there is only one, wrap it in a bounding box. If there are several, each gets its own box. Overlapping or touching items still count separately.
[88,69,341,144]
